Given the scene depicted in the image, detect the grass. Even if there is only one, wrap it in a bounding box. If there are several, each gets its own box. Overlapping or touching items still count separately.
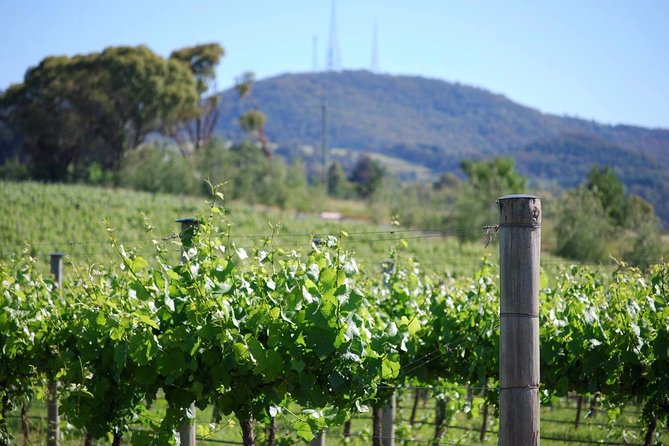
[0,181,502,277]
[7,392,664,445]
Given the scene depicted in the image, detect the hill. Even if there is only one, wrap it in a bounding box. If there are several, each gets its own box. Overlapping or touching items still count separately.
[215,70,669,222]
[514,134,669,222]
[216,70,669,164]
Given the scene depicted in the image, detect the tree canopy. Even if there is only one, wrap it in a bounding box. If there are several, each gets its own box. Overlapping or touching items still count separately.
[168,43,225,154]
[449,157,527,244]
[1,45,200,180]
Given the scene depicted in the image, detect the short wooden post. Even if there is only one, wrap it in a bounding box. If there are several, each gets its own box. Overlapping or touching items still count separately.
[48,253,63,446]
[381,392,395,446]
[176,219,199,446]
[498,195,541,446]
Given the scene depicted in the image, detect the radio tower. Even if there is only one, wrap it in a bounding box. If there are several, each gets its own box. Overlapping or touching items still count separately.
[327,0,341,71]
[371,17,379,72]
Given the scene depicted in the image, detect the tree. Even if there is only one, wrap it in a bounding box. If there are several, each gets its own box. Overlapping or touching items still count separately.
[239,110,271,159]
[1,45,199,180]
[555,167,665,263]
[328,162,354,198]
[586,165,627,226]
[349,155,385,198]
[460,157,527,194]
[235,71,255,99]
[233,72,271,159]
[168,43,225,154]
[555,188,614,262]
[448,157,527,244]
[623,195,664,266]
[0,101,21,164]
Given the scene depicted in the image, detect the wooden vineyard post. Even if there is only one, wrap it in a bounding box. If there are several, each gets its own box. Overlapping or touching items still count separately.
[498,195,541,446]
[48,253,63,446]
[381,392,396,446]
[177,218,199,446]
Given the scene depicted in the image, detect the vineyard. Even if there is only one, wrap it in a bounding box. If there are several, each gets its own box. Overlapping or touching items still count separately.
[0,184,668,446]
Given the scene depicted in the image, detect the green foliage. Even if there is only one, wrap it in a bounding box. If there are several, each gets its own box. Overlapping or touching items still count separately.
[419,259,500,407]
[170,43,224,96]
[235,72,256,99]
[0,156,30,181]
[327,162,355,199]
[586,165,627,226]
[168,43,225,153]
[118,143,199,195]
[449,157,527,244]
[555,188,614,262]
[516,134,669,225]
[0,104,21,164]
[0,253,56,444]
[195,140,298,208]
[1,185,669,443]
[555,167,666,263]
[1,45,199,180]
[541,263,669,432]
[349,155,386,198]
[239,111,267,135]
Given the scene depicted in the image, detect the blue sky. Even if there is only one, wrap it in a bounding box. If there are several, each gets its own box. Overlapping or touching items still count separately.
[1,0,668,128]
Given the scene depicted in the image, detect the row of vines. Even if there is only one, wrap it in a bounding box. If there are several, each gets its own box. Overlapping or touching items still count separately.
[1,202,668,445]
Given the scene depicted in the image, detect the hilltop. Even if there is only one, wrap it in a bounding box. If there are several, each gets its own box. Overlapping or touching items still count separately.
[215,70,669,221]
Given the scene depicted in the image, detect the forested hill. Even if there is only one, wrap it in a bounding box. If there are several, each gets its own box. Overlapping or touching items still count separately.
[215,70,669,222]
[215,70,669,167]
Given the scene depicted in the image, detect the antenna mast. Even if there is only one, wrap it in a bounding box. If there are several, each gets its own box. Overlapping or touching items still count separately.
[327,0,341,71]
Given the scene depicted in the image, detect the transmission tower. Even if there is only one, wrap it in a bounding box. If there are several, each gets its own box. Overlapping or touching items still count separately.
[327,0,341,71]
[371,17,379,72]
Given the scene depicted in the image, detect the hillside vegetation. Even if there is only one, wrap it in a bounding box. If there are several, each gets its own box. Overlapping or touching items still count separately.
[0,181,490,276]
[216,70,669,222]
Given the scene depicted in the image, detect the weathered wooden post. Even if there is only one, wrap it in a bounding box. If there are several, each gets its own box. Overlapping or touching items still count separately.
[498,195,541,446]
[177,218,199,446]
[381,392,396,446]
[48,253,63,446]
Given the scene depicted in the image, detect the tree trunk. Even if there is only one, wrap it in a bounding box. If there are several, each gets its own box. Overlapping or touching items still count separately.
[644,418,657,446]
[238,414,255,446]
[372,405,382,446]
[479,401,489,442]
[409,389,420,428]
[211,406,222,424]
[111,431,123,446]
[433,399,447,446]
[0,399,9,446]
[574,396,583,429]
[588,393,600,417]
[1,392,11,446]
[466,387,474,407]
[84,432,93,446]
[21,403,30,446]
[479,383,489,442]
[266,416,276,446]
[343,419,351,439]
